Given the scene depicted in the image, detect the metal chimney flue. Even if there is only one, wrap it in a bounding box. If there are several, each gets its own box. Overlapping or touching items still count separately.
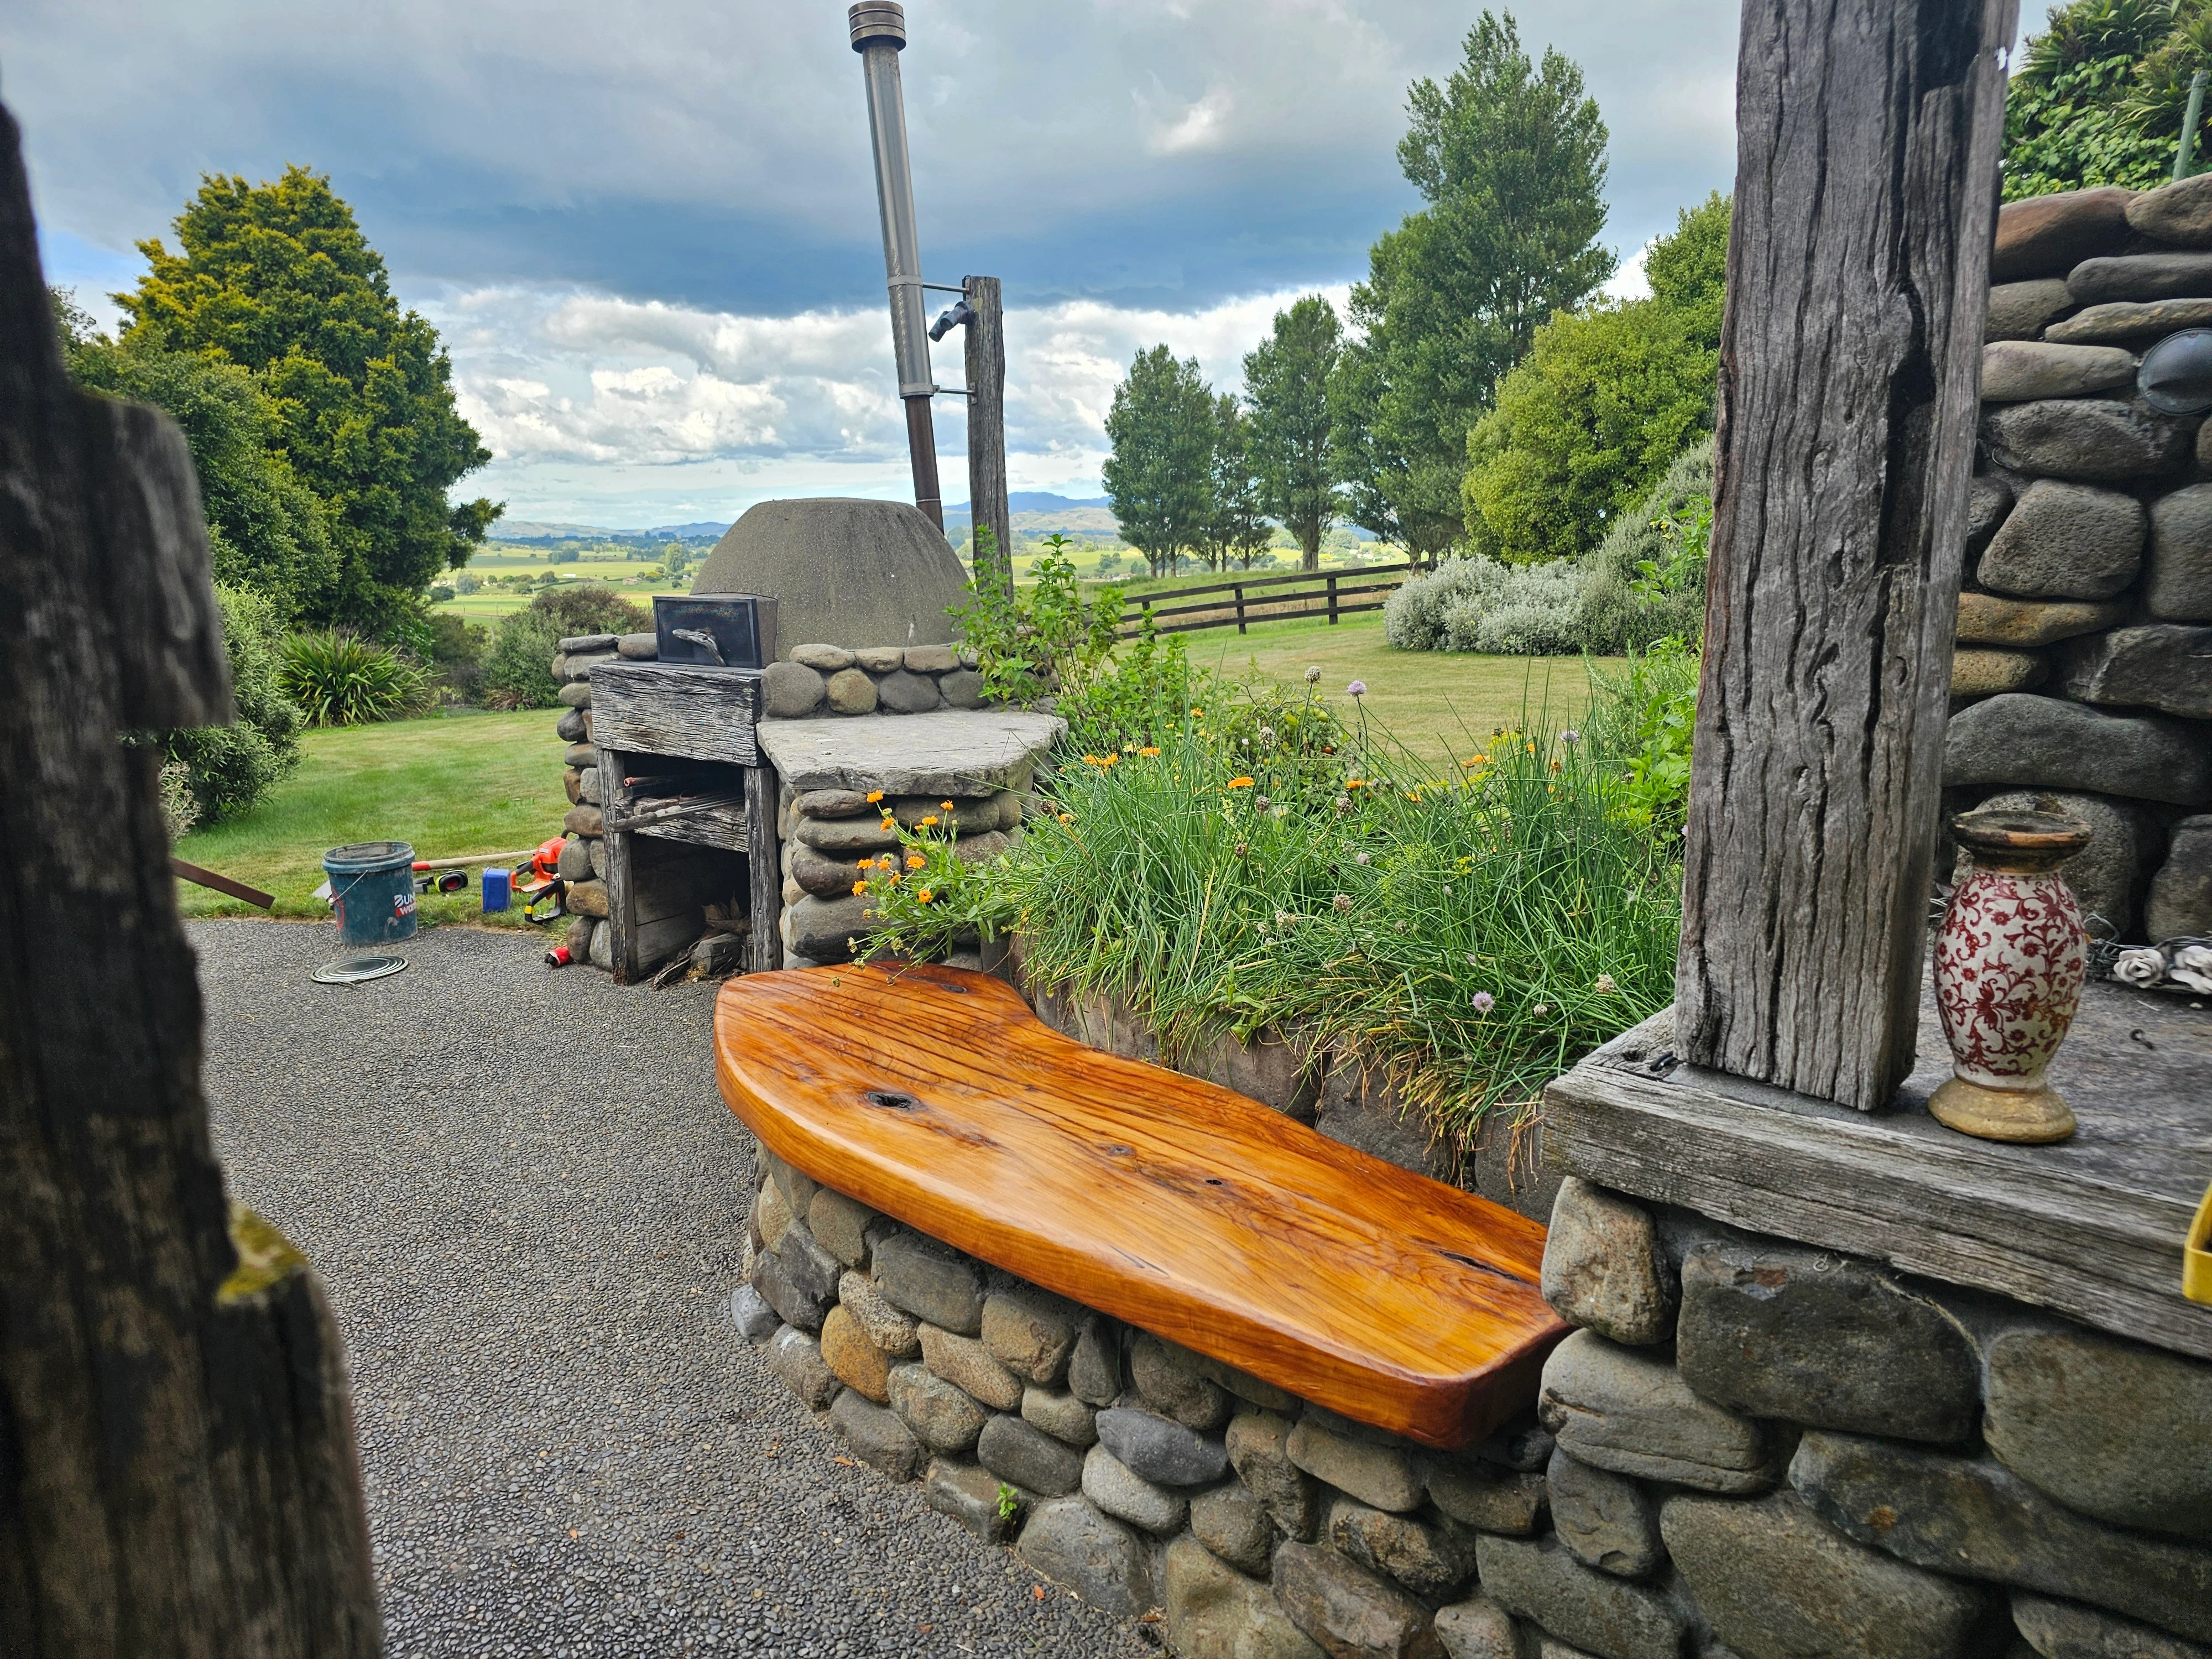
[849,2,942,531]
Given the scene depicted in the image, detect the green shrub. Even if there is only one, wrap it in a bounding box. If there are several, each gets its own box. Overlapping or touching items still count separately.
[1575,439,1714,654]
[1385,555,1592,654]
[1387,439,1712,657]
[1583,637,1701,835]
[1461,298,1715,566]
[859,670,1682,1154]
[952,533,1122,703]
[162,584,305,822]
[481,585,646,709]
[278,631,429,726]
[425,612,491,703]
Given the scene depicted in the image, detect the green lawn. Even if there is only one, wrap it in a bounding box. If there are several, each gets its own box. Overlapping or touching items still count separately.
[173,614,1597,921]
[1171,611,1612,772]
[175,708,572,927]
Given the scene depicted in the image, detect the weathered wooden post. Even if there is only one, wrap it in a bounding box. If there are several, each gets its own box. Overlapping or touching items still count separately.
[0,102,380,1655]
[1676,0,2018,1110]
[962,274,1014,592]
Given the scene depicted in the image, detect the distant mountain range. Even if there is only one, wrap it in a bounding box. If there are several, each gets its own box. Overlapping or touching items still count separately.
[490,495,1373,548]
[491,519,730,543]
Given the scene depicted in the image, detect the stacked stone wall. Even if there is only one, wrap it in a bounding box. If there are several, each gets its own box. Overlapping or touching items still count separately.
[776,778,1028,969]
[733,1149,1561,1659]
[1959,179,2212,948]
[732,1143,2212,1658]
[545,630,647,972]
[761,643,987,720]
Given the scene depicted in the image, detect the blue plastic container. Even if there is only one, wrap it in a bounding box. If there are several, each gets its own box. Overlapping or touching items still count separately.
[482,866,512,913]
[323,841,419,947]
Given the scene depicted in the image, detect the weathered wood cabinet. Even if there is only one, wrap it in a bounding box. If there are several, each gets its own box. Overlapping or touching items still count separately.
[588,663,781,982]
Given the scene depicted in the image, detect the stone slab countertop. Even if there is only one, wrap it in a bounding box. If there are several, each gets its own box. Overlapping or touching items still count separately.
[1545,973,2212,1360]
[757,708,1066,798]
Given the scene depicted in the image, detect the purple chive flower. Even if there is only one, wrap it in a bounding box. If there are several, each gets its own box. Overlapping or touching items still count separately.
[1471,991,1496,1013]
[1347,680,1368,698]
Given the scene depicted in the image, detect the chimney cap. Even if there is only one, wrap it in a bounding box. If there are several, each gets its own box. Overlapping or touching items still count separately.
[849,2,906,50]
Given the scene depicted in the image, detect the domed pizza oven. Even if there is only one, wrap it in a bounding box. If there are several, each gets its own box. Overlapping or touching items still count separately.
[690,497,964,657]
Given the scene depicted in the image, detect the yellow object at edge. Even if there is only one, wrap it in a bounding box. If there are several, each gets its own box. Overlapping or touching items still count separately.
[2188,1182,2212,1306]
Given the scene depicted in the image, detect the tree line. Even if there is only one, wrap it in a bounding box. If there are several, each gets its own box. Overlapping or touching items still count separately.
[1102,12,1729,580]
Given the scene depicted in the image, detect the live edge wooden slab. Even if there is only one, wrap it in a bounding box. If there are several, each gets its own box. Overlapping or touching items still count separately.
[714,963,1566,1450]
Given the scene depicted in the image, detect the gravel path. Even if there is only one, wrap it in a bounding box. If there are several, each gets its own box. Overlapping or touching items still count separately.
[192,920,1151,1659]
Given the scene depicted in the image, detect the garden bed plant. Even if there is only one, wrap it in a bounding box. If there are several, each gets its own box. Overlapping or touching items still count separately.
[855,607,1698,1160]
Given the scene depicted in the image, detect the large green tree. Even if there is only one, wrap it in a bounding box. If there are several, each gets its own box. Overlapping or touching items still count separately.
[1330,13,1612,561]
[1459,194,1728,565]
[58,293,338,620]
[117,166,499,633]
[2004,0,2211,199]
[1243,295,1342,572]
[1102,345,1216,577]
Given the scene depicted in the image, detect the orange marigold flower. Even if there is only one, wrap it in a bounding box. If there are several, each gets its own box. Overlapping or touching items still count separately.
[940,800,954,810]
[905,854,926,869]
[916,888,935,904]
[1138,746,1161,758]
[866,790,884,804]
[1464,754,1488,767]
[1227,776,1255,789]
[851,879,868,895]
[921,815,940,827]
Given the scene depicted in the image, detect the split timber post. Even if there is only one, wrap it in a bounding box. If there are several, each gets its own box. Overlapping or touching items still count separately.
[963,274,1014,593]
[0,101,380,1655]
[1675,0,2018,1111]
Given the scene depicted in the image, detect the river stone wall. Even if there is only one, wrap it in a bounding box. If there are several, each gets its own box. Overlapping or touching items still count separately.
[775,777,1026,969]
[545,630,678,973]
[731,1146,2212,1659]
[761,643,987,719]
[1960,178,2212,945]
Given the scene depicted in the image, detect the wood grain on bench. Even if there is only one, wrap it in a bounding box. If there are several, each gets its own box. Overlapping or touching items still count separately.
[714,963,1567,1448]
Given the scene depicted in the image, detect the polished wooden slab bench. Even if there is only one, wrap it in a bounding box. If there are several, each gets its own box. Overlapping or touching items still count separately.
[714,962,1567,1448]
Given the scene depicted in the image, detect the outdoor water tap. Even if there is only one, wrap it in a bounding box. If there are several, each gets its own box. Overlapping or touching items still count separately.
[928,299,975,341]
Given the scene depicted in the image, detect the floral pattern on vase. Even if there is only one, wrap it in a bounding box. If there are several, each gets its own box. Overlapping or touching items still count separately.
[1928,807,2093,1144]
[1934,863,2086,1088]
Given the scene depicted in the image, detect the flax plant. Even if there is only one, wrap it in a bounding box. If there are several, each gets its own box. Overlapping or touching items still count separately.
[862,666,1683,1157]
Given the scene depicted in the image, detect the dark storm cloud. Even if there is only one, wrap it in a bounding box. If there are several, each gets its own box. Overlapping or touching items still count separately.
[11,0,1736,313]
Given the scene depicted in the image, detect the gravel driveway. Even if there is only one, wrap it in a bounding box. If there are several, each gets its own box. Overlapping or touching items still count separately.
[192,920,1150,1658]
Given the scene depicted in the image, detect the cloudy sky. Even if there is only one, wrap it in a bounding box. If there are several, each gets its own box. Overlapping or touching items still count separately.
[12,1,1760,528]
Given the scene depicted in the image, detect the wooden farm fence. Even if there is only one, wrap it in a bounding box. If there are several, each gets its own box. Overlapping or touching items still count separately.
[1116,561,1415,638]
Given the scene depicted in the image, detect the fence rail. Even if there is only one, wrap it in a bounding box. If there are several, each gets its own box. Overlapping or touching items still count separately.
[1115,561,1416,638]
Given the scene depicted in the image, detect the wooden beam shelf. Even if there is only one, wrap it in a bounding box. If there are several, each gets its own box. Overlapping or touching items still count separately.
[1545,975,2212,1359]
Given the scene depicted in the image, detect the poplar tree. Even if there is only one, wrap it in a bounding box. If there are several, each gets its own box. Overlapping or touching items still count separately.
[1243,295,1342,573]
[1102,345,1214,578]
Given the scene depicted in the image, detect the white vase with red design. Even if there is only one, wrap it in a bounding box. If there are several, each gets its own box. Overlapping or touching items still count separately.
[1931,807,2093,1144]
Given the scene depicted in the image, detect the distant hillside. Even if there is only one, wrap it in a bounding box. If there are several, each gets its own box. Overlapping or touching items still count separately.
[489,519,729,546]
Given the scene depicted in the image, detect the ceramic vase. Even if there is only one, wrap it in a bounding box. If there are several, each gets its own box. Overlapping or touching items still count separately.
[1929,807,2093,1144]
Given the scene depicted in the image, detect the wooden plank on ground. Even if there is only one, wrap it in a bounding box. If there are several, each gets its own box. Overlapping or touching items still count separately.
[1676,0,2016,1110]
[717,963,1566,1448]
[1544,976,2212,1359]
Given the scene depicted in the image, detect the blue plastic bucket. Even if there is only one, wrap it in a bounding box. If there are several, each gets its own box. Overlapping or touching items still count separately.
[324,841,419,947]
